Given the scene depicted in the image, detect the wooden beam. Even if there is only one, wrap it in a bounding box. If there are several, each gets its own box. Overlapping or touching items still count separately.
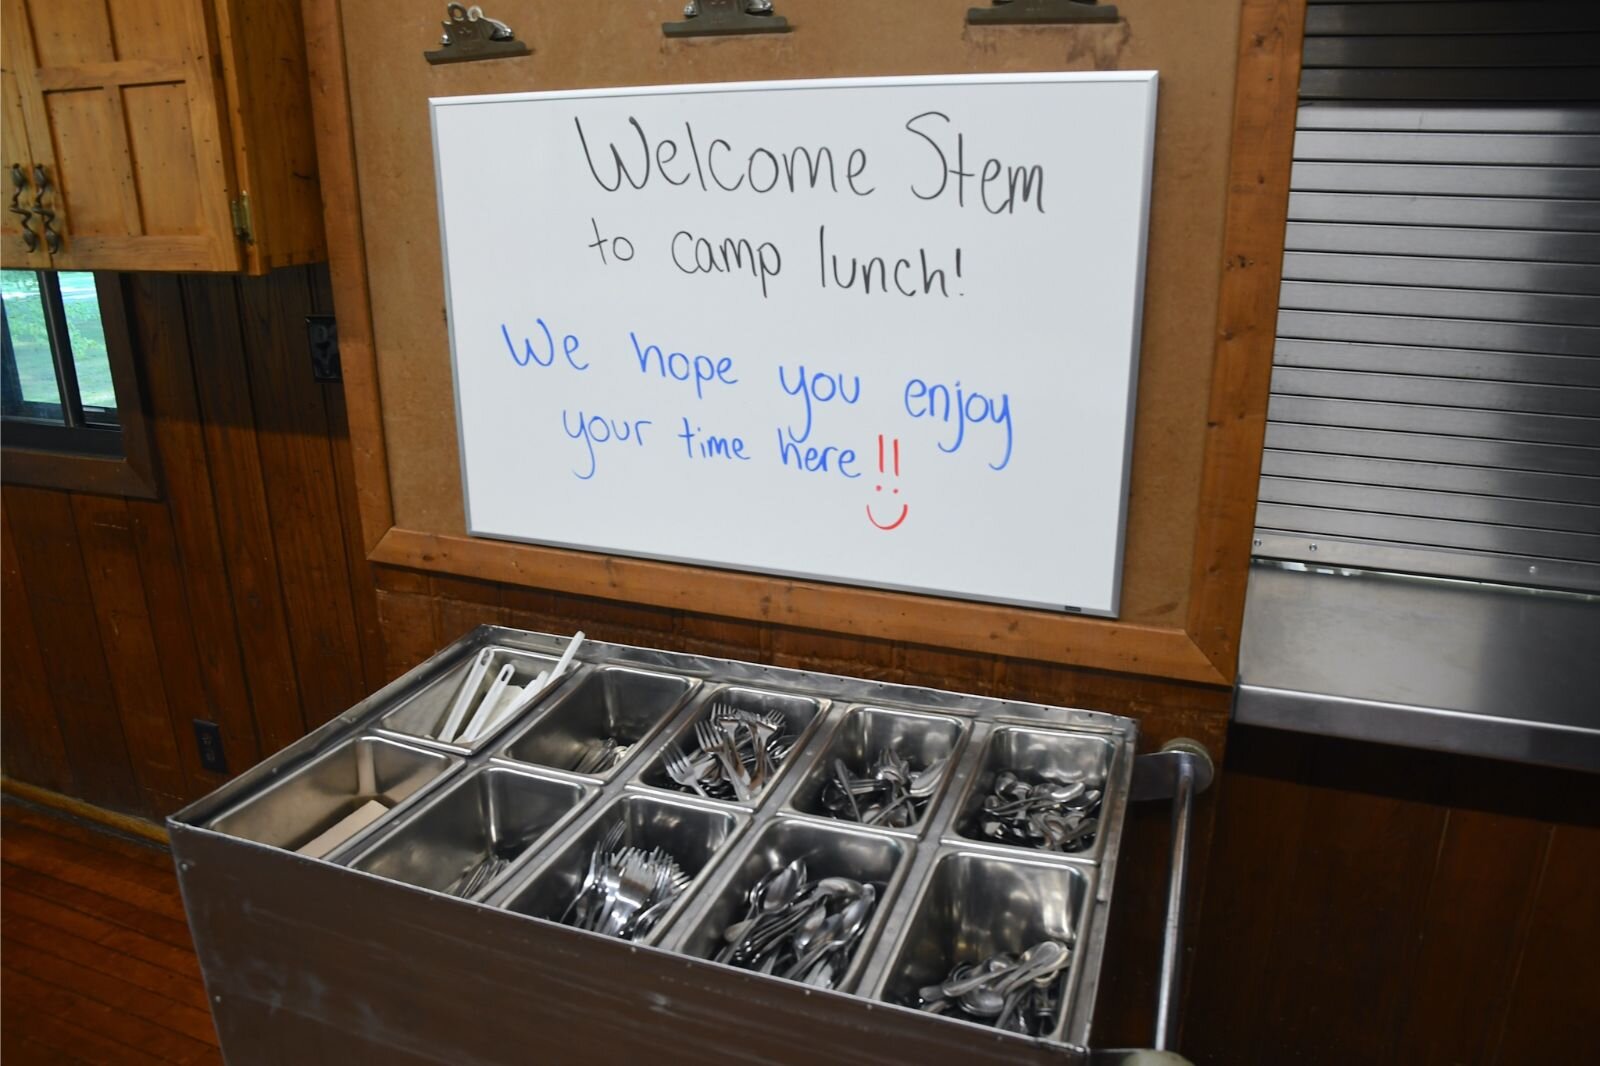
[300,0,393,554]
[2,778,169,846]
[372,528,1228,685]
[1185,0,1307,681]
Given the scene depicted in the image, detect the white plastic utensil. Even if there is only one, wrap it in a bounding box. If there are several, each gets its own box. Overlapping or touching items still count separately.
[478,680,530,735]
[459,663,517,743]
[483,669,548,735]
[549,631,585,683]
[438,648,493,742]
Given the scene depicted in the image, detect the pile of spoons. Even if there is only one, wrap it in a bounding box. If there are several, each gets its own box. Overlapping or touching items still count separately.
[560,824,692,941]
[914,939,1073,1035]
[821,750,947,828]
[715,858,878,989]
[663,703,797,802]
[976,771,1102,854]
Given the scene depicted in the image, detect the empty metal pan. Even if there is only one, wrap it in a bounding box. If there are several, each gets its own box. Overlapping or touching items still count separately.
[206,735,457,860]
[497,665,697,778]
[345,766,594,900]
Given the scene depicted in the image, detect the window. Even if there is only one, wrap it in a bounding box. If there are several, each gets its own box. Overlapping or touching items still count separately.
[1,270,157,497]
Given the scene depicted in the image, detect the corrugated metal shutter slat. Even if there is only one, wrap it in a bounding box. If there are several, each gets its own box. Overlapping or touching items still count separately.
[1259,1,1600,590]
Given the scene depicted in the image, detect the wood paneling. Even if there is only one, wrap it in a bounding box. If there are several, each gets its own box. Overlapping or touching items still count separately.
[1185,725,1600,1064]
[1,262,372,817]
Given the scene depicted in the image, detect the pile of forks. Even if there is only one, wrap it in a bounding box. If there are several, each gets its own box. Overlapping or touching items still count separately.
[662,703,797,801]
[559,824,692,941]
[442,851,511,899]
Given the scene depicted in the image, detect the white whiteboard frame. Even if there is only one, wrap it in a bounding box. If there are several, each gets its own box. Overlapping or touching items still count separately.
[431,72,1158,617]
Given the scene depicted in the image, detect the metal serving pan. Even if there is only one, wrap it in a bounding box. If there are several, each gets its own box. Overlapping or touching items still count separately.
[665,816,914,993]
[495,789,747,946]
[376,645,574,755]
[634,684,828,807]
[495,664,698,779]
[344,764,596,901]
[782,704,971,836]
[205,733,458,861]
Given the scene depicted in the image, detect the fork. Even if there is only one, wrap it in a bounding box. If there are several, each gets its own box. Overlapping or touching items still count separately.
[664,743,713,799]
[696,718,751,800]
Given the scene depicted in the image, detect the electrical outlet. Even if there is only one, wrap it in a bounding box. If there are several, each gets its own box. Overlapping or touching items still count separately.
[306,314,340,382]
[193,719,229,774]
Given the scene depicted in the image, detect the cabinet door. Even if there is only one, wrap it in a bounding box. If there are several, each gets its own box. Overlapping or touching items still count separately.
[4,0,242,271]
[1,50,52,269]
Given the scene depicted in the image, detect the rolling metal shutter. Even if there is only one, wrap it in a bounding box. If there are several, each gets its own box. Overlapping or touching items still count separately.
[1254,1,1600,594]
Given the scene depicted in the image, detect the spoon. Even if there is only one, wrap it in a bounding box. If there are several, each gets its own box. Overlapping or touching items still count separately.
[908,756,948,797]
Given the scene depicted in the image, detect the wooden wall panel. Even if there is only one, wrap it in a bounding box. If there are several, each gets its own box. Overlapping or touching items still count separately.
[68,494,190,816]
[235,269,366,729]
[1185,726,1600,1064]
[3,486,143,812]
[0,511,74,794]
[130,272,268,773]
[176,271,306,753]
[1,262,373,817]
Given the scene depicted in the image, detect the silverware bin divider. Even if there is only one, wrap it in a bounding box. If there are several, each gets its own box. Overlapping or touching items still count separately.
[869,847,1099,1045]
[942,723,1121,866]
[171,626,1149,1061]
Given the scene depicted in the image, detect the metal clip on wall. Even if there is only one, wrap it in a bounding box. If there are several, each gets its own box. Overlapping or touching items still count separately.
[664,0,791,38]
[968,0,1120,25]
[424,3,530,65]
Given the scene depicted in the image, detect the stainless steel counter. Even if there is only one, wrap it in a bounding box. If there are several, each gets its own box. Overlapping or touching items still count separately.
[1235,560,1600,771]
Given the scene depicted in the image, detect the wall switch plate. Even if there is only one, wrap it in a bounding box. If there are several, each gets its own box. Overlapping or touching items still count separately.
[193,719,229,774]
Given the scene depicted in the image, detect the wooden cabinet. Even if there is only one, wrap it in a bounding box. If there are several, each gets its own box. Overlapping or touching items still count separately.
[0,0,323,274]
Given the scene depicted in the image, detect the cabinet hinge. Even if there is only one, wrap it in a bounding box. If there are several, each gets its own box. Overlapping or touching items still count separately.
[230,193,254,244]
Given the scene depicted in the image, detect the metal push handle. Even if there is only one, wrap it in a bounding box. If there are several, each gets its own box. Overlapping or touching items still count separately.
[1128,738,1215,1054]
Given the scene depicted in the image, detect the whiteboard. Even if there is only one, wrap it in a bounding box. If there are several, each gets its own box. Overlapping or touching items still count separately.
[432,73,1157,615]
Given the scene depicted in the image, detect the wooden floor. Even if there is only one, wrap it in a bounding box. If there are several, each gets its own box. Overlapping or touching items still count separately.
[1,798,220,1064]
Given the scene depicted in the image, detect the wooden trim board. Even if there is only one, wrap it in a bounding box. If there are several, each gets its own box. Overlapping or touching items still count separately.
[1184,0,1307,677]
[2,777,170,845]
[306,0,1303,687]
[372,526,1226,684]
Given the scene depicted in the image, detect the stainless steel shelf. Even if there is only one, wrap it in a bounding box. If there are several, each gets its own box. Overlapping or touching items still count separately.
[1235,559,1600,772]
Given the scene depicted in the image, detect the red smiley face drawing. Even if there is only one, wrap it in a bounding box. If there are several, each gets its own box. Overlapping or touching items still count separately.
[867,434,909,531]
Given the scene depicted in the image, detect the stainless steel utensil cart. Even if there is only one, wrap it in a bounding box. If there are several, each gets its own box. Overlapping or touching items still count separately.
[170,626,1209,1064]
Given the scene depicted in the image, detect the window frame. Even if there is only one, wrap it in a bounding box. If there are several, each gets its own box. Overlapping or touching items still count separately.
[1,272,159,498]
